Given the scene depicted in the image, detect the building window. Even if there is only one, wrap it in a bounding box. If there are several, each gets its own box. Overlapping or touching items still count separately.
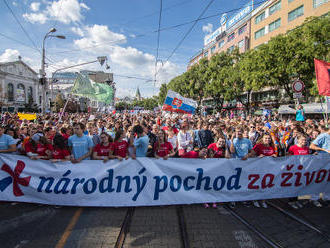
[269,1,281,15]
[313,0,329,8]
[238,24,247,35]
[7,83,14,101]
[17,84,26,102]
[27,86,33,100]
[255,12,265,24]
[204,51,209,57]
[218,40,225,48]
[255,27,265,39]
[228,45,235,52]
[211,46,216,54]
[269,18,281,32]
[288,5,304,22]
[238,39,245,48]
[227,32,235,42]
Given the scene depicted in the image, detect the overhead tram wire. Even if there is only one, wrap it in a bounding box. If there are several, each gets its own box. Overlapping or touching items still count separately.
[2,0,59,69]
[154,0,163,95]
[47,0,267,57]
[3,0,40,54]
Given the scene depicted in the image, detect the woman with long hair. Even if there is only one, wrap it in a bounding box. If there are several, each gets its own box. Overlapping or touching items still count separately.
[110,130,129,160]
[253,133,277,158]
[154,130,175,160]
[25,134,53,160]
[51,134,71,162]
[93,132,113,162]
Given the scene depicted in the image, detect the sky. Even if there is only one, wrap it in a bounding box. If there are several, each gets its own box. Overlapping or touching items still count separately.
[0,0,252,98]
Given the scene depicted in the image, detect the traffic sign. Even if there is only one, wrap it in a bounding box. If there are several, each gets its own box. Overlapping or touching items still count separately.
[292,80,305,93]
[293,92,303,98]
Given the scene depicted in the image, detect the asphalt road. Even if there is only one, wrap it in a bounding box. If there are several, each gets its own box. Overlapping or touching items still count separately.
[0,199,329,248]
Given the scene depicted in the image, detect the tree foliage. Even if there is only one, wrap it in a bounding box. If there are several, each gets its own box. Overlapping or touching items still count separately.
[158,15,330,109]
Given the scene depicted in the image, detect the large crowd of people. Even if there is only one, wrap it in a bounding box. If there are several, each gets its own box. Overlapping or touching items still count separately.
[0,106,329,208]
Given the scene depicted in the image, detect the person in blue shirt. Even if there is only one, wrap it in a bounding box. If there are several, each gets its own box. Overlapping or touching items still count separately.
[0,125,16,153]
[230,127,253,160]
[131,125,149,158]
[310,128,330,154]
[295,105,305,122]
[68,122,94,163]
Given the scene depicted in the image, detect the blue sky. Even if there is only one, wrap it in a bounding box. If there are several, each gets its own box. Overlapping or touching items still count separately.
[0,0,251,98]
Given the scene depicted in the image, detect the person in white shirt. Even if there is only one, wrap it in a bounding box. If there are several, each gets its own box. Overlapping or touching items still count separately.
[177,120,193,156]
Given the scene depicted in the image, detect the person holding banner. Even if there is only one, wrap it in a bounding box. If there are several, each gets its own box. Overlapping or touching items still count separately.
[68,122,94,163]
[51,134,71,162]
[178,120,193,157]
[207,136,230,159]
[25,134,52,160]
[230,128,253,160]
[110,130,129,161]
[131,125,149,158]
[0,125,16,153]
[154,130,175,160]
[92,132,113,162]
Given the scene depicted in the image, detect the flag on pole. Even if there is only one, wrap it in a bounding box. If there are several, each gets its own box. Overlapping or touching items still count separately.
[71,74,113,104]
[163,90,197,114]
[314,58,330,96]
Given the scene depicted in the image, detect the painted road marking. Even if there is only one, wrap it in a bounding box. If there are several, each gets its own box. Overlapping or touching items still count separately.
[233,230,258,248]
[55,208,83,248]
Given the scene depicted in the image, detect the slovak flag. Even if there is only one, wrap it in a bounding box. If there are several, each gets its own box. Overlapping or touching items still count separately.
[162,90,197,114]
[314,58,330,96]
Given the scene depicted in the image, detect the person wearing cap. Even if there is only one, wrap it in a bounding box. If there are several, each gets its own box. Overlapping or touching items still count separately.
[0,125,16,153]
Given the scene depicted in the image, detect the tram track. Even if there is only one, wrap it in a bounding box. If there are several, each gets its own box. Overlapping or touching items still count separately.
[114,207,135,248]
[267,199,330,242]
[177,205,190,248]
[224,201,330,248]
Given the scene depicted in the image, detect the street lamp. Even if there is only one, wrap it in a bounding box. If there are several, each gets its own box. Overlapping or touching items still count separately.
[40,28,66,114]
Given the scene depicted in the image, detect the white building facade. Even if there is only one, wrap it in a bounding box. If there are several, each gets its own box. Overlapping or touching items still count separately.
[0,59,40,112]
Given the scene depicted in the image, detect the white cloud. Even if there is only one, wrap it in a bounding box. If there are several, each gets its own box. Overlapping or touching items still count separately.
[23,0,90,24]
[74,24,126,51]
[0,49,20,62]
[30,2,40,12]
[202,23,213,33]
[71,27,84,37]
[23,12,48,24]
[110,46,154,70]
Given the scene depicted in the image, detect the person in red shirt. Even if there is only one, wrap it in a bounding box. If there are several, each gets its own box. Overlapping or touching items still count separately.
[25,134,53,160]
[181,148,207,159]
[207,136,230,158]
[154,130,175,160]
[51,134,71,162]
[288,135,311,155]
[93,132,113,162]
[253,134,277,158]
[110,130,129,160]
[288,134,314,209]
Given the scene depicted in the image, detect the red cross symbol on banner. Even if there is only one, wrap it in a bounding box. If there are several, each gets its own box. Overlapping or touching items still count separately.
[1,160,31,197]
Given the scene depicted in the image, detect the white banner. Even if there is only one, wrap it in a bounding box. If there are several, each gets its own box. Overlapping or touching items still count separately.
[0,154,329,207]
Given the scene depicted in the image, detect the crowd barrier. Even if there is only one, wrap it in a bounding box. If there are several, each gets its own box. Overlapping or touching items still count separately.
[0,154,329,207]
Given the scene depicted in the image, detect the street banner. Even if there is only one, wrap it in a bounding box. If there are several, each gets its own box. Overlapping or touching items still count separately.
[0,154,329,207]
[71,73,113,104]
[17,113,37,121]
[314,58,330,96]
[163,90,197,114]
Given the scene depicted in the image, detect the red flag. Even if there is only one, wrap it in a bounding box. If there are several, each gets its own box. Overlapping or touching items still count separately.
[314,58,330,96]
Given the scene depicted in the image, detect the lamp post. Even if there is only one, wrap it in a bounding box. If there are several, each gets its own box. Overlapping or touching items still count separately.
[41,28,65,114]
